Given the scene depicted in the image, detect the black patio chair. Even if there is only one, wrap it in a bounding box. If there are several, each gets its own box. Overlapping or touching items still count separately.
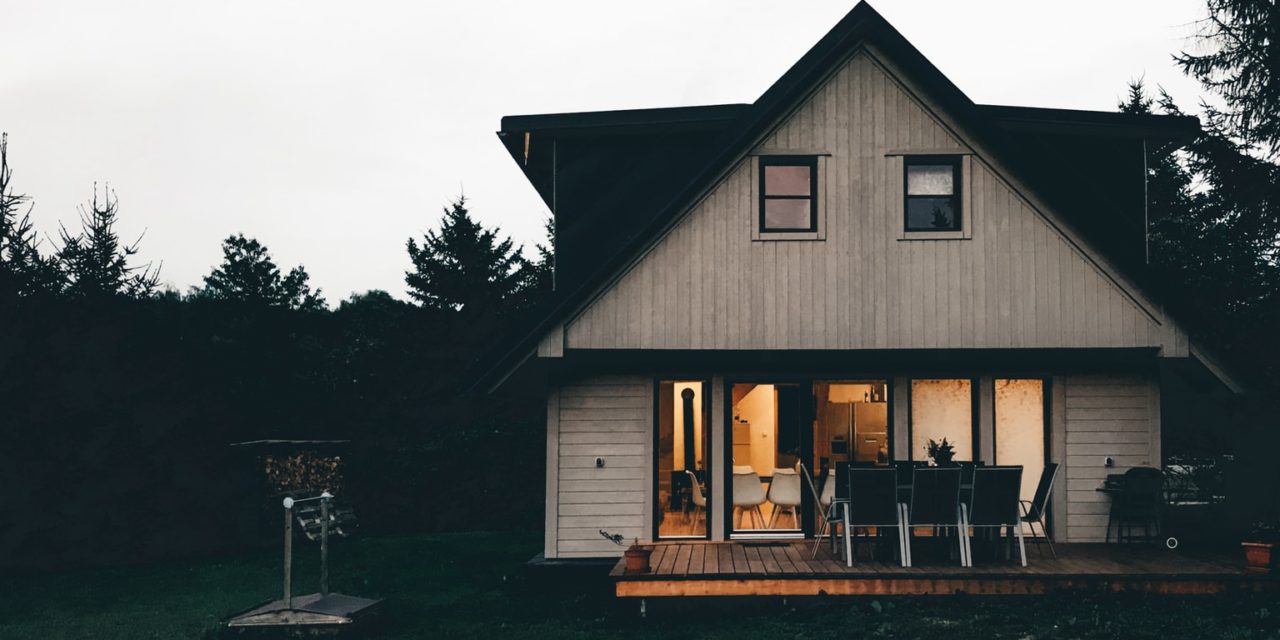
[801,463,843,559]
[905,466,966,567]
[894,460,927,503]
[1107,467,1164,544]
[1021,463,1060,558]
[846,467,909,567]
[967,466,1026,567]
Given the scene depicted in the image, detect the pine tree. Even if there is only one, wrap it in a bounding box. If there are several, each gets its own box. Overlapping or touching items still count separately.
[404,196,531,316]
[0,133,61,297]
[195,234,326,311]
[517,215,555,309]
[1176,0,1280,158]
[55,185,159,299]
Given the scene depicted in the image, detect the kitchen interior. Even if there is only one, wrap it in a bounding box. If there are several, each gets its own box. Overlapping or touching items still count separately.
[728,380,890,533]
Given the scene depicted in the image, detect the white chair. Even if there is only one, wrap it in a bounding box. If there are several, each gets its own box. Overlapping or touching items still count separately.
[766,469,802,529]
[684,470,707,528]
[732,471,768,529]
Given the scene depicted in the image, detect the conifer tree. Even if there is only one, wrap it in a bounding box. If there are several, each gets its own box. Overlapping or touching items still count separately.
[404,196,531,317]
[196,234,326,311]
[55,185,159,299]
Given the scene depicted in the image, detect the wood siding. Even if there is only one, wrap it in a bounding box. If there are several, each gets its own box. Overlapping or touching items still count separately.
[563,50,1175,352]
[1061,373,1159,542]
[549,376,650,558]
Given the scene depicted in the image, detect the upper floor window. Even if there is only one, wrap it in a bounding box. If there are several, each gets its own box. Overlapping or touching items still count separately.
[904,156,961,232]
[759,156,818,232]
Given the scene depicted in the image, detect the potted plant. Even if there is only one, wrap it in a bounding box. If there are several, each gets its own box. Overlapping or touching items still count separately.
[601,530,651,573]
[926,438,956,466]
[1243,521,1280,574]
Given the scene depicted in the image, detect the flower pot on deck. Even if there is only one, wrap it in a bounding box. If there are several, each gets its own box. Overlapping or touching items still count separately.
[1242,541,1275,574]
[624,546,652,573]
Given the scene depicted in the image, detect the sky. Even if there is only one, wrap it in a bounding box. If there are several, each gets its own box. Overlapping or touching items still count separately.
[0,0,1212,303]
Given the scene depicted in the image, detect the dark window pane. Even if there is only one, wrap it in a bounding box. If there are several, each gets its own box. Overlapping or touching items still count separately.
[906,197,957,230]
[764,165,811,196]
[906,164,953,196]
[764,198,812,230]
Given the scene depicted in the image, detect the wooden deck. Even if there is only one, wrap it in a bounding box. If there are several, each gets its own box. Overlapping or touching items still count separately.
[611,540,1278,597]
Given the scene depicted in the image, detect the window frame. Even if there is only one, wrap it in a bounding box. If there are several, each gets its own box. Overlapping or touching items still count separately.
[758,155,820,234]
[902,155,963,233]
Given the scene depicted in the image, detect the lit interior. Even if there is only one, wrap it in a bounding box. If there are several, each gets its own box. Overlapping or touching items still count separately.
[657,381,707,538]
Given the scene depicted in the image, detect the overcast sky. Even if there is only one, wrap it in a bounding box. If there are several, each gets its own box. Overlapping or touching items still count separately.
[0,0,1210,303]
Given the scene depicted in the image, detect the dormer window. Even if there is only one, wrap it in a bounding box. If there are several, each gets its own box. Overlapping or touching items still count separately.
[759,156,818,232]
[904,156,962,232]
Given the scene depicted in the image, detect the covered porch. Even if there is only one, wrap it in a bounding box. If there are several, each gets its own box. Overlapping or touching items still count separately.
[611,541,1277,597]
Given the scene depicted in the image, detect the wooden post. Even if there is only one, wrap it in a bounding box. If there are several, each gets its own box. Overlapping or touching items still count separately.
[320,497,330,596]
[283,505,293,609]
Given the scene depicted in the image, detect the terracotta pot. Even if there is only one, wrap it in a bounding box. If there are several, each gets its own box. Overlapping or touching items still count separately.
[1242,541,1274,574]
[624,546,652,573]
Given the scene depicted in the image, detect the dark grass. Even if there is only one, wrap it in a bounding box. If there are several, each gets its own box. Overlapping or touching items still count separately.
[2,532,1279,639]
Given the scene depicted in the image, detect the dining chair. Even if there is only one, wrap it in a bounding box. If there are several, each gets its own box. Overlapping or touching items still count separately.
[801,463,844,559]
[893,460,928,504]
[846,467,910,567]
[966,466,1026,566]
[906,466,967,567]
[684,470,707,529]
[766,469,802,529]
[732,471,768,529]
[1020,463,1060,558]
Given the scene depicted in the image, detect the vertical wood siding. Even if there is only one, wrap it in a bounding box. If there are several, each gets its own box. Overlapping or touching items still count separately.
[551,376,650,558]
[1061,374,1159,542]
[564,51,1171,352]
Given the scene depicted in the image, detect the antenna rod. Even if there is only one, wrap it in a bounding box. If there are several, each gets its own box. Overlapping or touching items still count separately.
[283,500,294,608]
[320,495,331,596]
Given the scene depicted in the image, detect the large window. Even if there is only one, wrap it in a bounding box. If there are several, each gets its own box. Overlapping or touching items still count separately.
[910,379,974,462]
[759,156,818,232]
[904,156,961,232]
[994,379,1046,507]
[656,381,709,539]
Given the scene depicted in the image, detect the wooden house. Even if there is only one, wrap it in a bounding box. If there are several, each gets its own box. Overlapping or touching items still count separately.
[476,1,1242,579]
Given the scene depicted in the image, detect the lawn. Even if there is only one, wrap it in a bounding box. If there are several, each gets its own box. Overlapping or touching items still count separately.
[2,532,1278,639]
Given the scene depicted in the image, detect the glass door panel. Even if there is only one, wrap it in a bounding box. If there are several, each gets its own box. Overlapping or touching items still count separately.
[729,382,806,535]
[657,381,708,539]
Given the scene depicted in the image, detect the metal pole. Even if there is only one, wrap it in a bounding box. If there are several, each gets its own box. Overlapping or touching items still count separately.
[320,496,330,596]
[283,503,293,608]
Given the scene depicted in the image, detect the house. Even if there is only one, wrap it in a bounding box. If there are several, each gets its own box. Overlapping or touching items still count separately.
[478,2,1242,565]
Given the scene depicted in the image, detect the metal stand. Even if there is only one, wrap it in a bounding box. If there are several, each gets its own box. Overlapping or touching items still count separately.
[226,491,381,633]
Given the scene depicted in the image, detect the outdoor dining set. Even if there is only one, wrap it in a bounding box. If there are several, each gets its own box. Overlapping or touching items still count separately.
[805,461,1061,568]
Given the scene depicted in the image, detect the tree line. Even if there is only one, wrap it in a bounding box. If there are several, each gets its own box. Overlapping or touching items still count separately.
[0,132,554,568]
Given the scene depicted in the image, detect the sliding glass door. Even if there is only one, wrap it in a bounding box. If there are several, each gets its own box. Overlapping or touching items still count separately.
[728,382,807,536]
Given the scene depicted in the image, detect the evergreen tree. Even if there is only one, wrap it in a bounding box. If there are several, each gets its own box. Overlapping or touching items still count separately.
[195,234,326,311]
[0,134,61,297]
[516,215,555,309]
[1121,81,1280,381]
[55,184,159,299]
[404,196,531,316]
[1176,0,1280,157]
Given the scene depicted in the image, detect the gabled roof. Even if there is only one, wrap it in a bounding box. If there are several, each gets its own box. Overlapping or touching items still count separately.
[473,1,1215,392]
